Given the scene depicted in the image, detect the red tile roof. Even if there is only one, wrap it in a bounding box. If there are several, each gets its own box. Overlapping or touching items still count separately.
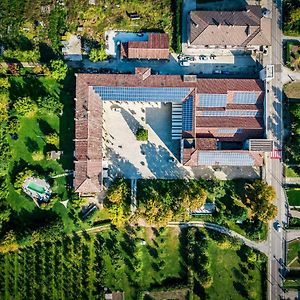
[74,70,265,192]
[121,33,169,60]
[74,79,103,194]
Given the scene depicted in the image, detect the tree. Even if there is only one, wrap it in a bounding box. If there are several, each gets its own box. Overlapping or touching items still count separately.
[37,96,63,115]
[89,48,108,62]
[106,179,129,204]
[49,60,68,81]
[135,128,148,141]
[0,93,9,122]
[0,77,10,89]
[14,168,35,193]
[244,180,277,222]
[13,97,38,116]
[45,133,59,148]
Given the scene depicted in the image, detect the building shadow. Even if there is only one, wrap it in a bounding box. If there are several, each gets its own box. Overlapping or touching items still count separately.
[140,142,189,179]
[120,107,142,135]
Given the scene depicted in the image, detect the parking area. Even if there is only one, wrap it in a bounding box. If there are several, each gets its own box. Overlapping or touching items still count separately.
[102,101,191,179]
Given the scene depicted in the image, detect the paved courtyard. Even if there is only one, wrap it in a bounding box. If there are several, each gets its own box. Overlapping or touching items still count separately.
[102,101,191,179]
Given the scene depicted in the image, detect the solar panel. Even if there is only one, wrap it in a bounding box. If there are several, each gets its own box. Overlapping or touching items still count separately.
[198,151,254,166]
[93,86,191,102]
[217,128,243,134]
[199,110,261,117]
[199,94,227,107]
[233,92,257,104]
[182,96,193,131]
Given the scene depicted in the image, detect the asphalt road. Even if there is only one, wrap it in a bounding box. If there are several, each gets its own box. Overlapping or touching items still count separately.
[266,0,289,299]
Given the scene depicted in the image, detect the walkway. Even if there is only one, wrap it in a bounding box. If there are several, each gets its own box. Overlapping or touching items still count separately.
[286,229,300,242]
[290,210,300,219]
[167,221,268,254]
[285,177,300,185]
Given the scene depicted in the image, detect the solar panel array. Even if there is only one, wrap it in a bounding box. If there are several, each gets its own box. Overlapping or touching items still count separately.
[198,151,254,166]
[199,110,262,117]
[217,128,243,134]
[93,86,191,102]
[233,92,257,104]
[182,96,193,131]
[199,94,227,107]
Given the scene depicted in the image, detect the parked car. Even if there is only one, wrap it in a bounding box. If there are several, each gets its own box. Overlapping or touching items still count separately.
[179,60,190,67]
[274,220,282,232]
[222,70,232,75]
[199,55,208,60]
[213,70,222,74]
[185,56,195,61]
[137,33,144,37]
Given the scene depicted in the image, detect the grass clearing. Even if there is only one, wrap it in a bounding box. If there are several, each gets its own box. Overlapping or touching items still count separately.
[207,240,265,300]
[284,81,300,100]
[287,240,300,268]
[287,188,300,206]
[6,75,79,233]
[285,166,300,177]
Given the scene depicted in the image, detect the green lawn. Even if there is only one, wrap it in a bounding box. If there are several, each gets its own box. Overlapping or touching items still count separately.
[6,75,79,233]
[287,240,300,268]
[285,166,300,178]
[287,188,300,206]
[207,241,265,300]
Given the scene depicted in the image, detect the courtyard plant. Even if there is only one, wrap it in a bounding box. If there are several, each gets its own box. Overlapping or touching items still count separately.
[135,127,148,141]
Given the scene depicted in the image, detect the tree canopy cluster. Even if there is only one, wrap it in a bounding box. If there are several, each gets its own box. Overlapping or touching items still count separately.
[284,0,300,36]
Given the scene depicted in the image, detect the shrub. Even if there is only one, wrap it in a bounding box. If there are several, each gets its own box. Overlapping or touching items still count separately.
[45,133,59,148]
[32,151,44,161]
[49,60,68,81]
[89,48,108,62]
[13,97,38,117]
[136,127,148,141]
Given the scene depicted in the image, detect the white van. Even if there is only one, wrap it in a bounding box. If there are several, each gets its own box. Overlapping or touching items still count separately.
[179,60,190,67]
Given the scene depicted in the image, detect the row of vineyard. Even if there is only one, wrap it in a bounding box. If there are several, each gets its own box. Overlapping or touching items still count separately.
[0,233,104,300]
[0,227,185,300]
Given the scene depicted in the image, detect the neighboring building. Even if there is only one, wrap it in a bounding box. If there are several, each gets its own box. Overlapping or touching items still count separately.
[188,5,271,50]
[120,33,169,60]
[62,34,82,61]
[74,68,267,195]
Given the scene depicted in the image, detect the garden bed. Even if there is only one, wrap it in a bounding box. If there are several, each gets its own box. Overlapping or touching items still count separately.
[286,41,300,71]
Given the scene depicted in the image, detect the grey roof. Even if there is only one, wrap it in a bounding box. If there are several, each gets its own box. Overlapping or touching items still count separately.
[198,151,255,166]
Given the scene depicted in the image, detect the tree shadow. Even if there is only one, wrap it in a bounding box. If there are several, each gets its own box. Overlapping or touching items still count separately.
[25,137,39,152]
[38,119,56,135]
[233,281,249,298]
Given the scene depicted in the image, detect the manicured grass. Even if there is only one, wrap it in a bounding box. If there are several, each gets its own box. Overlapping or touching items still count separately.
[287,240,300,267]
[287,188,300,206]
[285,166,300,177]
[6,75,79,233]
[207,241,265,300]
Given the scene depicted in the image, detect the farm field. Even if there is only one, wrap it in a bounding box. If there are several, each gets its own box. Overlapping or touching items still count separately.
[0,227,266,300]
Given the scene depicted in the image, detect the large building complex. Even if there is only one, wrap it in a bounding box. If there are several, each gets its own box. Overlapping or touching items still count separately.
[74,68,270,195]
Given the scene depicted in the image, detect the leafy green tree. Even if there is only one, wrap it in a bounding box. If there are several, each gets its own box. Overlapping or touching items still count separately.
[13,97,38,116]
[45,133,59,148]
[89,48,108,62]
[244,180,277,222]
[14,168,35,193]
[49,60,68,81]
[0,93,9,122]
[37,96,63,115]
[106,179,129,204]
[0,77,10,89]
[3,49,40,62]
